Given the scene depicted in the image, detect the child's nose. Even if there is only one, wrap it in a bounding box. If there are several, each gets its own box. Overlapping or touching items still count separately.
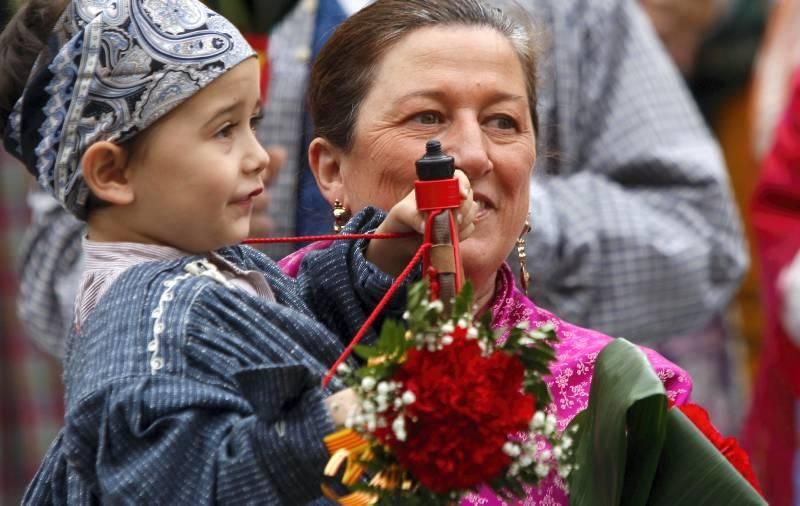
[244,134,269,175]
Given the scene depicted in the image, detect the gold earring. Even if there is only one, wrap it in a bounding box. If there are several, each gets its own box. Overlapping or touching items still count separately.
[332,199,350,233]
[516,219,531,293]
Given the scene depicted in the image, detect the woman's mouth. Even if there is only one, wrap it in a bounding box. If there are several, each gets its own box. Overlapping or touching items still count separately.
[473,193,495,221]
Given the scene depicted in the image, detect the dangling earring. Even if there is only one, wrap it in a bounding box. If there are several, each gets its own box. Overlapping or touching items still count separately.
[516,219,531,293]
[332,199,350,233]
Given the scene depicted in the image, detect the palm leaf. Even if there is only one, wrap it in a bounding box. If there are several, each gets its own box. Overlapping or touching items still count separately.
[567,338,765,506]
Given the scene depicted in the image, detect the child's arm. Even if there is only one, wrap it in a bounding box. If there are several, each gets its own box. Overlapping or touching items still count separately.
[56,279,359,505]
[366,169,476,276]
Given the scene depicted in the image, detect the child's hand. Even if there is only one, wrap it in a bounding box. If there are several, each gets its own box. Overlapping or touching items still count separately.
[324,388,359,426]
[367,170,477,276]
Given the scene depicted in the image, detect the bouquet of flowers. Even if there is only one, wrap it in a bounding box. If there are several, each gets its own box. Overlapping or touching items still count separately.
[320,281,576,504]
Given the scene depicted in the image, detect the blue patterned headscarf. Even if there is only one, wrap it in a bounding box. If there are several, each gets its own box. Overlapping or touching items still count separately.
[3,0,255,218]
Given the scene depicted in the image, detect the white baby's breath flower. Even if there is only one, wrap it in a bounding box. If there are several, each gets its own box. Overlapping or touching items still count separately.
[361,376,376,392]
[402,390,416,405]
[442,335,453,346]
[535,462,550,478]
[467,327,479,339]
[442,322,455,334]
[502,442,521,457]
[429,300,444,313]
[531,411,546,429]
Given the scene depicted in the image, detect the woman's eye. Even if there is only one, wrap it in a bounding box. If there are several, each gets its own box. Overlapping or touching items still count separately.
[413,112,442,125]
[487,116,517,130]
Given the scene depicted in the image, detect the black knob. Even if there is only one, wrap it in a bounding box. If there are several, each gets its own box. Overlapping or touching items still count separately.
[415,139,454,181]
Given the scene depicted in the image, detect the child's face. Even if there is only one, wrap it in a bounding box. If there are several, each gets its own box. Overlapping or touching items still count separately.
[124,58,268,253]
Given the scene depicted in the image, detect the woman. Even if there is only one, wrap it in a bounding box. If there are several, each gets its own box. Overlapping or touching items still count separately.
[280,0,693,503]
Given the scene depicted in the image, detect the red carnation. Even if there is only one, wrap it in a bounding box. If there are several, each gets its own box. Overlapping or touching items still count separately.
[676,403,762,495]
[377,330,535,493]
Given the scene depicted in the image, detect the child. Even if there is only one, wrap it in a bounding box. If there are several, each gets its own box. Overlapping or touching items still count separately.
[0,1,475,504]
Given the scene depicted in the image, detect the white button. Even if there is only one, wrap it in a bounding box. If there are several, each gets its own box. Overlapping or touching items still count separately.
[150,357,164,371]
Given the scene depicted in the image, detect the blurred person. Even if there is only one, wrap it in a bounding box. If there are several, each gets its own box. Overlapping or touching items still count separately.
[745,67,800,506]
[0,2,64,503]
[16,0,748,433]
[639,0,724,76]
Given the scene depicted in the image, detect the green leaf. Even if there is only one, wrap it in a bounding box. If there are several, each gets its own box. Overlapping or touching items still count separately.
[453,281,473,318]
[567,338,766,506]
[567,339,669,506]
[646,409,766,506]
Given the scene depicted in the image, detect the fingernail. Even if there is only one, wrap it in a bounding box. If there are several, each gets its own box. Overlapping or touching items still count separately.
[457,213,463,224]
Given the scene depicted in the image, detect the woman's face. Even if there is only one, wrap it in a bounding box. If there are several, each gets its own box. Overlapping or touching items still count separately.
[332,26,536,301]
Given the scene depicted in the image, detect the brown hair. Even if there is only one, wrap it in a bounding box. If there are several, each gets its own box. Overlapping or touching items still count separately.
[308,0,539,152]
[0,0,69,133]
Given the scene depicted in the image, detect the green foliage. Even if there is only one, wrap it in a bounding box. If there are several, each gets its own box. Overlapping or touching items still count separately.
[567,339,766,506]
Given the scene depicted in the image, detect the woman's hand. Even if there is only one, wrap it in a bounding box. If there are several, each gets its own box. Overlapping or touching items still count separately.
[367,170,477,276]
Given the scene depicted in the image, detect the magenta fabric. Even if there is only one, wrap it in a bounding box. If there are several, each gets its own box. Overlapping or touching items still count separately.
[278,244,693,504]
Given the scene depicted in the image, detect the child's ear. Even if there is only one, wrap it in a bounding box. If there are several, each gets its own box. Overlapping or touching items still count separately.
[81,141,133,205]
[309,137,345,206]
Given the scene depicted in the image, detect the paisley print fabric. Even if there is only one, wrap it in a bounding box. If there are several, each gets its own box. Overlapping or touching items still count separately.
[279,242,694,504]
[2,0,254,218]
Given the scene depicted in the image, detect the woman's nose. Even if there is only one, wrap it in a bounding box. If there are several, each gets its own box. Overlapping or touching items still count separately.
[443,119,492,179]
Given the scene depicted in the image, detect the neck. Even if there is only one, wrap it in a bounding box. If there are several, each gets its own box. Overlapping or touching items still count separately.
[471,271,498,317]
[86,206,156,245]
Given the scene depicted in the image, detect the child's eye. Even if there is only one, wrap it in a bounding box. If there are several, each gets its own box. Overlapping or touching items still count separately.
[250,114,263,132]
[215,123,235,139]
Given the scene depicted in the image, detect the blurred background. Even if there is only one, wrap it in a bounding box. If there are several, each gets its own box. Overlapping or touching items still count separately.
[0,0,797,504]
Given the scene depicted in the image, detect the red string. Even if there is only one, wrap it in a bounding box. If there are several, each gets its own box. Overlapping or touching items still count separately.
[243,232,414,245]
[321,242,431,387]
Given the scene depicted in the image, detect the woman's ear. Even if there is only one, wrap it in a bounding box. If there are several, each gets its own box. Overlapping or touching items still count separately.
[308,137,345,205]
[81,141,133,205]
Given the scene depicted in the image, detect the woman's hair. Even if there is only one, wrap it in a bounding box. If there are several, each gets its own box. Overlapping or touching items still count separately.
[308,0,540,152]
[0,0,68,134]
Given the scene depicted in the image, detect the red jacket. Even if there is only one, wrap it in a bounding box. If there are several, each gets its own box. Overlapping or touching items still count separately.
[744,68,800,506]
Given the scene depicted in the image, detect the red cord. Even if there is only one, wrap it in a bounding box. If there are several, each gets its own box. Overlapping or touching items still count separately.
[243,232,414,245]
[321,242,431,387]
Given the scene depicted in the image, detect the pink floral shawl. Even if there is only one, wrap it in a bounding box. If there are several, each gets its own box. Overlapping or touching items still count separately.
[279,243,693,505]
